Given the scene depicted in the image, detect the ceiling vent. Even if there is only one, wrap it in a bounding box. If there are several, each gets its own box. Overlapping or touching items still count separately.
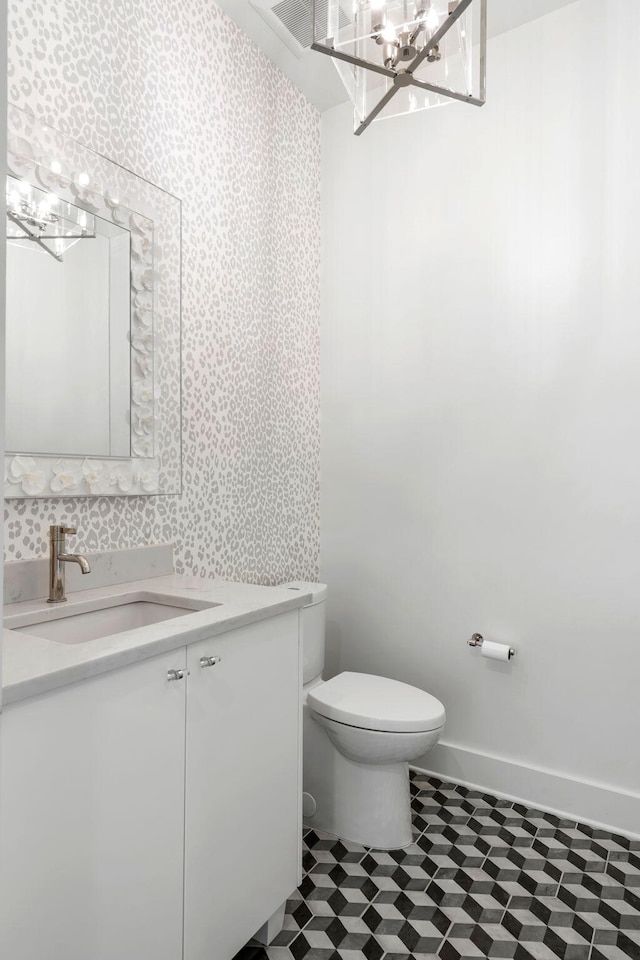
[249,0,351,58]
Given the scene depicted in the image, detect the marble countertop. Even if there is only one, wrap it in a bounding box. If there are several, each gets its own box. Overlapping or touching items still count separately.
[2,575,312,706]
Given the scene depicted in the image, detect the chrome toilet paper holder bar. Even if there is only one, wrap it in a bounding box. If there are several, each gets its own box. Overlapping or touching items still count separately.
[467,632,517,658]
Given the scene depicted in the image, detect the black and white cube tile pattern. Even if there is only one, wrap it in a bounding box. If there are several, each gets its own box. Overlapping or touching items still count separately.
[235,771,640,960]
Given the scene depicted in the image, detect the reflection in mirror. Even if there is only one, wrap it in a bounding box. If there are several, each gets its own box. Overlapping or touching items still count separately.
[6,177,132,459]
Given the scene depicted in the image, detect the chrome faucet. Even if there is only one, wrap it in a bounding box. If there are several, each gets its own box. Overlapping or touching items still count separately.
[48,525,91,603]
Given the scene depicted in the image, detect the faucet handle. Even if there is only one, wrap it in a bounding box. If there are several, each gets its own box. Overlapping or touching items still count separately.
[49,524,77,539]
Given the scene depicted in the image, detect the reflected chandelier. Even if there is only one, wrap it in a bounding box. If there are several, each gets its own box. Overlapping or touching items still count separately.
[6,175,95,262]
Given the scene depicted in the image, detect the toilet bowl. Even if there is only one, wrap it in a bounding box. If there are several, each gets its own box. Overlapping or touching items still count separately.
[283,582,446,850]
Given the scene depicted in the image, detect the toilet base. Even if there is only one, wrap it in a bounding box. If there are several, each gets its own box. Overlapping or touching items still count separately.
[303,704,413,850]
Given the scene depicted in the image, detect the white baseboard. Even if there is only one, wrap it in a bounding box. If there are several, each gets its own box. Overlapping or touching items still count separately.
[413,741,640,840]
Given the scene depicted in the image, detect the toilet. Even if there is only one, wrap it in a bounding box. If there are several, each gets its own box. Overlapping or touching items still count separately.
[284,582,445,850]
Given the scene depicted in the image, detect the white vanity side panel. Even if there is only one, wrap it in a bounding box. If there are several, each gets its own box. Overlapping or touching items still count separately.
[183,610,301,960]
[0,647,187,960]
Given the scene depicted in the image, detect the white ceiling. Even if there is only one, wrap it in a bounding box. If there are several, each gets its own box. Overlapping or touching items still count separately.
[215,0,578,111]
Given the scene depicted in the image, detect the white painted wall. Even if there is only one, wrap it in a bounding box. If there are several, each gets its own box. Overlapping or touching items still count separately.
[321,0,640,824]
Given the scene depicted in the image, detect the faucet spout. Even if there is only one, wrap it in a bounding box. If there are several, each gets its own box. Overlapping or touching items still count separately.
[58,553,92,575]
[48,525,92,602]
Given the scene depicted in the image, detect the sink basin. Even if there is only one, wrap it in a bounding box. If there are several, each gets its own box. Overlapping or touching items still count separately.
[7,595,220,645]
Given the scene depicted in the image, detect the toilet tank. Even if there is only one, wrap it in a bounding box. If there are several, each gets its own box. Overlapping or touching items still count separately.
[281,582,328,684]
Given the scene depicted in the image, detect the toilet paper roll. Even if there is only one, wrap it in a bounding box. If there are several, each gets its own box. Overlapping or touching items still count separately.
[480,639,514,662]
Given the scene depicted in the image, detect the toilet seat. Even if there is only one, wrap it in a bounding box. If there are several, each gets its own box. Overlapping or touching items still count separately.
[307,671,445,734]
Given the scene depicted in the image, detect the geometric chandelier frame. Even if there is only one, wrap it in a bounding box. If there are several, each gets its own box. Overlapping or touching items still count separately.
[312,0,487,135]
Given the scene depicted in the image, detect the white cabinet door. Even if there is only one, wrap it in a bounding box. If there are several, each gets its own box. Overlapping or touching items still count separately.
[0,648,187,960]
[184,610,301,960]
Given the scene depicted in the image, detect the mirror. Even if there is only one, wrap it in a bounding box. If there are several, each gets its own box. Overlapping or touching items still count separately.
[6,178,133,459]
[4,106,182,499]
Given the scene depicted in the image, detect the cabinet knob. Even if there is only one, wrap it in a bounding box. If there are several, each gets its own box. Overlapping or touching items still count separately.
[167,669,186,682]
[199,656,221,669]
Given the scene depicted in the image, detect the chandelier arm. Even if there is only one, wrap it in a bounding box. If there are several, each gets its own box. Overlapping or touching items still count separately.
[407,0,475,76]
[311,41,397,79]
[7,210,63,262]
[408,75,485,107]
[354,85,400,136]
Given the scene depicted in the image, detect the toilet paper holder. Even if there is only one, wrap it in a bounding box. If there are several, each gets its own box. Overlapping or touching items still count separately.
[467,632,517,659]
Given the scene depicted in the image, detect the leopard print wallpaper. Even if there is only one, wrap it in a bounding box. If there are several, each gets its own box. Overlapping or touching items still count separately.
[5,0,321,583]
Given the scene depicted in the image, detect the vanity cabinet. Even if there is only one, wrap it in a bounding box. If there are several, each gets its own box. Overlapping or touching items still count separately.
[0,647,187,960]
[0,610,301,960]
[184,617,301,960]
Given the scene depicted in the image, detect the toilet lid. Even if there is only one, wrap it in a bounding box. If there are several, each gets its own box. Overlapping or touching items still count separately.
[307,672,446,733]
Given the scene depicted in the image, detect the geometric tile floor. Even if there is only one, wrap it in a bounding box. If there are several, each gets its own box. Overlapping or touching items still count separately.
[236,771,640,960]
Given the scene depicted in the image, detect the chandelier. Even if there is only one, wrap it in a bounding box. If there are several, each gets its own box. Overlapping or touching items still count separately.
[6,175,96,262]
[312,0,486,135]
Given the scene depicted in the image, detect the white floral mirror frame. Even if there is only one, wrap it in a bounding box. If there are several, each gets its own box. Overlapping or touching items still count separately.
[5,106,182,499]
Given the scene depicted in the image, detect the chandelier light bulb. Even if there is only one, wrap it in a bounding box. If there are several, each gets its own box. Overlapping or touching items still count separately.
[425,5,439,33]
